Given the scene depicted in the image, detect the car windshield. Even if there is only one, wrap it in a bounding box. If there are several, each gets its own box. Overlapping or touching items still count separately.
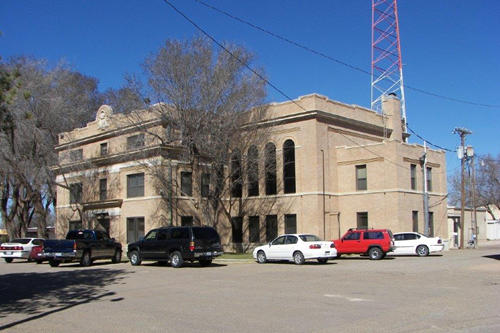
[299,234,321,242]
[11,239,31,244]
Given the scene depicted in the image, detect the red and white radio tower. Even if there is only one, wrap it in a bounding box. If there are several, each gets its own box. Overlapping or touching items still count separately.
[371,0,407,138]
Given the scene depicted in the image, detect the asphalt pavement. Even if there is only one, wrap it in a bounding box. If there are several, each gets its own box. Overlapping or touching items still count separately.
[1,243,499,332]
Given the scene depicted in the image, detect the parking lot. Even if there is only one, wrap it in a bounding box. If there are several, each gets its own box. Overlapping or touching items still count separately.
[1,243,499,332]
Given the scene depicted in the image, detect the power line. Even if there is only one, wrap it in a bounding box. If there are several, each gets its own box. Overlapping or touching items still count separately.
[162,0,306,113]
[164,0,456,158]
[194,0,500,109]
[406,124,455,153]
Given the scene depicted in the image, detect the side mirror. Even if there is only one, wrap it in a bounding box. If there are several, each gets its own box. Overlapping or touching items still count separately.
[268,242,272,247]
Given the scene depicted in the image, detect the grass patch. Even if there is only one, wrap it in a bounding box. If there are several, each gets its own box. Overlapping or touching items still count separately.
[220,253,253,260]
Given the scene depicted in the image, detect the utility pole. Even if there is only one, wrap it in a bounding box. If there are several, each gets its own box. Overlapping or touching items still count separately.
[453,127,472,249]
[420,141,430,236]
[468,146,478,248]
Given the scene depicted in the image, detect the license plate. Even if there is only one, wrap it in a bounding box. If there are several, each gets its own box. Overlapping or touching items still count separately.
[6,252,13,255]
[55,253,63,256]
[324,251,330,255]
[204,252,212,256]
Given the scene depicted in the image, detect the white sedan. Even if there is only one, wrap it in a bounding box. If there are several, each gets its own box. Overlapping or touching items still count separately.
[0,238,44,263]
[389,232,444,256]
[252,234,337,265]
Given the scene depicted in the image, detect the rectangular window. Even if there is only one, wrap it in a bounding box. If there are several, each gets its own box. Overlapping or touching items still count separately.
[127,173,144,198]
[181,216,193,226]
[127,217,145,243]
[249,216,260,243]
[70,149,83,162]
[410,164,417,190]
[69,183,82,204]
[428,212,434,236]
[356,165,367,191]
[426,167,432,192]
[181,172,192,197]
[266,215,278,242]
[127,133,145,150]
[412,211,418,232]
[357,212,368,229]
[99,178,107,201]
[231,217,243,243]
[201,173,210,198]
[100,143,108,156]
[284,214,297,234]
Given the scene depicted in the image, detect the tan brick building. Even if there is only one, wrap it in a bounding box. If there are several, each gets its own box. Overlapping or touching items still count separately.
[54,93,447,252]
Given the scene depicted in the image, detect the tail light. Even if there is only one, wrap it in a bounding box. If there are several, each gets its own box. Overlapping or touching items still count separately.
[73,242,77,251]
[189,241,195,252]
[309,244,321,249]
[330,243,335,248]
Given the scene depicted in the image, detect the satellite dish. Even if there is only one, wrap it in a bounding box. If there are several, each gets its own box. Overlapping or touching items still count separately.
[457,146,464,159]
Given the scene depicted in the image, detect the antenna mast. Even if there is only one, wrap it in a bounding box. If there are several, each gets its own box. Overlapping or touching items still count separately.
[371,0,408,140]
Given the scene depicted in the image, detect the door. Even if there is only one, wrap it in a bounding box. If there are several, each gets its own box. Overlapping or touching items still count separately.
[281,235,299,259]
[267,236,286,259]
[127,217,145,244]
[341,231,362,253]
[141,230,159,259]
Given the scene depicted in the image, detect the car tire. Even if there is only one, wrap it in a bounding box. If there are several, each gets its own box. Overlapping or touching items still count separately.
[80,251,92,267]
[129,250,142,266]
[368,247,383,260]
[199,259,212,267]
[4,258,13,263]
[293,251,305,265]
[49,260,60,267]
[256,250,267,264]
[112,249,122,263]
[36,260,43,264]
[170,251,184,268]
[317,258,328,264]
[416,245,429,257]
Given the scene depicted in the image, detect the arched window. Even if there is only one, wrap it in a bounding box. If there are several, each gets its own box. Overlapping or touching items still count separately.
[265,143,277,195]
[283,139,296,194]
[247,146,259,197]
[231,150,242,198]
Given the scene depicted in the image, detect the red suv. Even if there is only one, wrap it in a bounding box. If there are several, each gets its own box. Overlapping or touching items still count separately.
[332,228,395,260]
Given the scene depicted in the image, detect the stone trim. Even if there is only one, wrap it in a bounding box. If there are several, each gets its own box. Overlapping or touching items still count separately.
[337,157,384,166]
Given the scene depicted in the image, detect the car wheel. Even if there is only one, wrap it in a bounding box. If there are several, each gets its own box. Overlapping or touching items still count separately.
[49,260,60,267]
[129,250,142,266]
[256,250,267,264]
[36,260,43,264]
[317,258,328,264]
[4,258,13,263]
[80,251,92,267]
[112,249,122,263]
[199,259,212,267]
[416,245,429,257]
[368,247,383,260]
[170,251,184,268]
[293,251,305,265]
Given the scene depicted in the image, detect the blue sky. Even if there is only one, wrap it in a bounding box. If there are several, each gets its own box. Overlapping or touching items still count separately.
[1,0,499,176]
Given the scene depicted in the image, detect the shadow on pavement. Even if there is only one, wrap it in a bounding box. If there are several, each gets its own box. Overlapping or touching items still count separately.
[0,268,128,330]
[141,262,227,268]
[483,254,500,261]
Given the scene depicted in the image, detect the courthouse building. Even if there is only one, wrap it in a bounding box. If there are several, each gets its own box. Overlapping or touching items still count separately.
[54,93,447,251]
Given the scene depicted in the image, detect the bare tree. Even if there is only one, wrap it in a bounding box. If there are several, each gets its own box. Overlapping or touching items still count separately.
[0,57,100,239]
[124,37,287,249]
[448,153,500,220]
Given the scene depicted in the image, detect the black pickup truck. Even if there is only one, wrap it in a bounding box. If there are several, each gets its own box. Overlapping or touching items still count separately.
[127,226,223,268]
[42,230,122,267]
